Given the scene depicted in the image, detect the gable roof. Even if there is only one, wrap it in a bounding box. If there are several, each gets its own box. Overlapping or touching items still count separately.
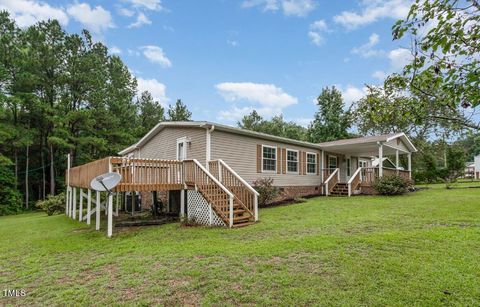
[318,133,417,153]
[119,121,323,155]
[119,121,418,155]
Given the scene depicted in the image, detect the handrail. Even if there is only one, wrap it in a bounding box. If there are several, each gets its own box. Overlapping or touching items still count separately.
[217,160,259,196]
[184,159,234,198]
[348,167,362,196]
[324,168,339,196]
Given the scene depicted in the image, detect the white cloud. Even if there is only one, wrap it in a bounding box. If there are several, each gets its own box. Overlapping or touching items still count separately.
[127,0,164,11]
[218,106,255,121]
[372,70,387,80]
[118,7,135,17]
[341,85,368,107]
[67,3,114,34]
[140,46,172,68]
[136,77,168,105]
[334,0,412,29]
[110,46,122,54]
[242,0,316,17]
[0,0,69,27]
[216,82,298,120]
[227,40,239,47]
[388,48,412,71]
[351,33,385,57]
[128,12,151,28]
[308,19,328,46]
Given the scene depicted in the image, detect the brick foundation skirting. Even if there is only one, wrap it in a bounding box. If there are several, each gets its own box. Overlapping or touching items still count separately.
[273,185,323,202]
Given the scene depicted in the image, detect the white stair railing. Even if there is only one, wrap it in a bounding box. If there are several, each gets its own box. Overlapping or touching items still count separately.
[347,167,362,197]
[324,168,339,196]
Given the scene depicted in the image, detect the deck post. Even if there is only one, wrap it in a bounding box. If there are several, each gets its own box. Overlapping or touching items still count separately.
[229,196,234,228]
[95,191,100,230]
[378,143,383,178]
[116,192,119,216]
[66,154,70,216]
[209,204,213,226]
[180,189,185,218]
[87,189,92,225]
[107,193,113,237]
[79,188,83,222]
[254,195,258,221]
[72,187,77,219]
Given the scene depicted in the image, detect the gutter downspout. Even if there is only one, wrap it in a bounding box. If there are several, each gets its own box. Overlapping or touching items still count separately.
[206,125,215,170]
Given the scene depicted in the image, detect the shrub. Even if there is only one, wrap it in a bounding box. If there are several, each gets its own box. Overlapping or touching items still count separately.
[372,175,412,196]
[36,193,65,216]
[0,155,22,216]
[253,177,279,206]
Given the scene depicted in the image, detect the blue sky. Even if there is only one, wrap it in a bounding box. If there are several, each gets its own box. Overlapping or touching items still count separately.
[0,0,414,126]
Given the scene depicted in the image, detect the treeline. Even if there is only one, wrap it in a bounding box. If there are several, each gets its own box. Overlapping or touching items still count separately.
[0,12,192,214]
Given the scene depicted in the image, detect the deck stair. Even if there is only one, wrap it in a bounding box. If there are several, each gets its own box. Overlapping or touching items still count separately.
[329,182,349,196]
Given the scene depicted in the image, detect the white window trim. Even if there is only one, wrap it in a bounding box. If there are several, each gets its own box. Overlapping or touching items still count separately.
[261,144,277,173]
[328,155,338,169]
[306,152,317,175]
[286,148,299,174]
[176,137,189,160]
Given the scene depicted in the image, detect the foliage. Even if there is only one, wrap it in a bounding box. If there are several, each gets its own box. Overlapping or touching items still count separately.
[390,0,480,130]
[0,12,194,212]
[35,193,65,216]
[419,152,439,184]
[437,146,466,188]
[372,175,411,195]
[0,155,22,215]
[167,99,192,121]
[454,131,480,161]
[253,177,279,206]
[308,86,351,142]
[238,111,308,140]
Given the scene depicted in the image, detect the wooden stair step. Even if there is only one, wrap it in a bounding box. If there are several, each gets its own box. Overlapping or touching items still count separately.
[233,216,251,222]
[232,221,255,228]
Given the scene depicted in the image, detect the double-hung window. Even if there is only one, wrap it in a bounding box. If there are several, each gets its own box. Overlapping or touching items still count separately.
[306,153,317,174]
[262,145,276,172]
[328,156,337,169]
[287,149,298,173]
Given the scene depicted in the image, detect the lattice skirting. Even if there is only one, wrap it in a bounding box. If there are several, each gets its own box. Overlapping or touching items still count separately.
[186,190,226,227]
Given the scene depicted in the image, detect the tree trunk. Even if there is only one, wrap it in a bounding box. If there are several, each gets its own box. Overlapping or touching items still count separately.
[50,143,55,195]
[41,138,46,199]
[25,144,29,209]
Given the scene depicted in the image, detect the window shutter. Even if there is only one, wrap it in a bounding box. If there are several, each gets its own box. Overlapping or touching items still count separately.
[256,144,262,173]
[277,147,281,174]
[316,153,319,175]
[282,148,286,174]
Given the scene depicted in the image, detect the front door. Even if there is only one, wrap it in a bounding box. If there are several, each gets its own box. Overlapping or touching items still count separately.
[177,138,187,160]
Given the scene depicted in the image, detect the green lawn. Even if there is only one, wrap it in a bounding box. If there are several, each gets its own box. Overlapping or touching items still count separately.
[1,183,480,306]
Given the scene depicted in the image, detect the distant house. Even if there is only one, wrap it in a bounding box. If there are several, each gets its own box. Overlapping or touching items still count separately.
[464,162,475,178]
[475,155,480,179]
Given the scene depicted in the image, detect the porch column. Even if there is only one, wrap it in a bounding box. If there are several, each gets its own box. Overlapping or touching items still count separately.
[180,189,185,217]
[72,187,77,219]
[378,143,383,177]
[107,193,113,237]
[395,150,399,169]
[321,150,324,182]
[95,191,100,230]
[87,189,92,225]
[408,153,412,178]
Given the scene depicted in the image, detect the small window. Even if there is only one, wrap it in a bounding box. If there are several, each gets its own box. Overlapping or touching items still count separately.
[328,156,337,169]
[287,149,298,173]
[347,158,351,176]
[262,145,276,172]
[307,153,317,174]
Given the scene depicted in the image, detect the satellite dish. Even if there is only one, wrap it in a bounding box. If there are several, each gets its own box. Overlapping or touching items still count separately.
[90,172,122,192]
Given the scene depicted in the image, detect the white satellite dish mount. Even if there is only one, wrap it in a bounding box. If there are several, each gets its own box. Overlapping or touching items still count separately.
[90,172,122,195]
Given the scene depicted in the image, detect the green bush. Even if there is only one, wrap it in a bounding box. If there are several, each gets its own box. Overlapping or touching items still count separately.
[0,155,22,216]
[372,175,412,196]
[253,177,279,206]
[36,193,65,216]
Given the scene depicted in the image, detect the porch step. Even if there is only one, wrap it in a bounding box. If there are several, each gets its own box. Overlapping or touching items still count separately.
[329,182,349,196]
[232,221,255,228]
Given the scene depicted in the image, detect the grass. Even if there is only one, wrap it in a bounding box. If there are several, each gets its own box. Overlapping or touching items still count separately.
[1,182,480,306]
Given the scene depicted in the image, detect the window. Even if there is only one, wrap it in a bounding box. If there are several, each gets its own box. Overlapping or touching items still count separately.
[359,160,368,168]
[328,156,337,169]
[346,158,351,176]
[286,149,298,173]
[306,153,317,174]
[262,145,276,172]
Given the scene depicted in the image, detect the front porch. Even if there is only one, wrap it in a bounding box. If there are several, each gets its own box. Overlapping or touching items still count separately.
[318,133,416,196]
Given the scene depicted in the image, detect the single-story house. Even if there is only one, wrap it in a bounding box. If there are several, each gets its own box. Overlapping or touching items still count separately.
[64,121,417,235]
[475,155,480,179]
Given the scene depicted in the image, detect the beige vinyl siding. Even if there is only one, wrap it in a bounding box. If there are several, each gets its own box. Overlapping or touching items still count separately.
[133,127,207,161]
[211,130,321,186]
[385,138,409,152]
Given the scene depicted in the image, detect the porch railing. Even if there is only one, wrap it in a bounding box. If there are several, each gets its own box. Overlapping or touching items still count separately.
[361,167,411,186]
[320,168,337,183]
[324,168,339,196]
[208,159,259,221]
